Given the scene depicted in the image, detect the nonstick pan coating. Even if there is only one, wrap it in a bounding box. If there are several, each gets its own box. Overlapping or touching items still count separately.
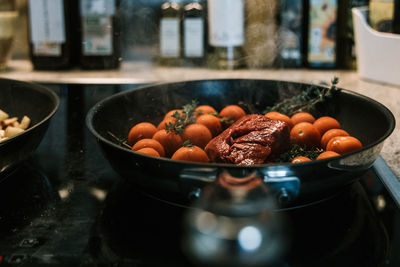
[87,79,395,204]
[0,78,59,178]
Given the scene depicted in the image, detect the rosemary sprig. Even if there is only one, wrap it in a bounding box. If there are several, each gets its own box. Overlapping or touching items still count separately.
[166,100,198,134]
[263,77,340,116]
[277,144,324,163]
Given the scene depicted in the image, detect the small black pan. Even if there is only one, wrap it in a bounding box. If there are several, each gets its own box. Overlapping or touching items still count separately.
[86,79,395,206]
[0,78,59,178]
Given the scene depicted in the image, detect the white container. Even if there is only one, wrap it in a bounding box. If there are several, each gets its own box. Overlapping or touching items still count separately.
[352,6,400,86]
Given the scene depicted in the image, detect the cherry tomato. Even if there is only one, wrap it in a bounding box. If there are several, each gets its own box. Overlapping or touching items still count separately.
[291,112,316,125]
[326,136,363,154]
[320,129,349,149]
[219,105,246,122]
[290,122,321,148]
[265,111,294,129]
[164,109,183,119]
[128,122,157,146]
[196,114,223,137]
[313,116,341,135]
[157,116,177,130]
[316,151,340,160]
[195,105,217,116]
[291,156,312,163]
[171,145,209,163]
[136,147,160,157]
[152,129,183,157]
[181,123,213,149]
[132,138,165,157]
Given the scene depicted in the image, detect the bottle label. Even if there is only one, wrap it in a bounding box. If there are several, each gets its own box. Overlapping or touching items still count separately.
[208,0,244,47]
[80,0,115,16]
[80,0,115,56]
[28,0,65,56]
[184,18,204,57]
[307,0,337,64]
[160,18,180,58]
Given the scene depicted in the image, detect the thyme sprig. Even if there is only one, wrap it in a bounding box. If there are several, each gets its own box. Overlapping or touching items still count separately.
[166,100,198,134]
[277,144,324,163]
[263,77,340,116]
[108,131,131,149]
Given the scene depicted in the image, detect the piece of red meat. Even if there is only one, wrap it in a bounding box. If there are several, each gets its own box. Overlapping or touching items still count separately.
[205,114,290,165]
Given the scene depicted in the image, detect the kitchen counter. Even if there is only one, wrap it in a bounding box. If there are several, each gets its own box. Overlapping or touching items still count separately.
[1,59,399,178]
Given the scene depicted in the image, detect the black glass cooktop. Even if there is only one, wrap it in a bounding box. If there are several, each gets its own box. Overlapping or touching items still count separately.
[0,84,399,266]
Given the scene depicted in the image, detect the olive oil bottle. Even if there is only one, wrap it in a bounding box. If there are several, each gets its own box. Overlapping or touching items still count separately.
[182,0,206,66]
[336,0,369,69]
[207,0,245,69]
[28,0,77,70]
[79,0,121,69]
[159,0,182,66]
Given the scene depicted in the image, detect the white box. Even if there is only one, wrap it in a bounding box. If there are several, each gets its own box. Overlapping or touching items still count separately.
[352,7,400,86]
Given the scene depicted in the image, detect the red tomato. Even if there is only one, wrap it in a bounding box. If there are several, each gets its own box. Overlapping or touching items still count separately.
[316,151,340,160]
[152,129,183,157]
[313,116,341,135]
[132,138,165,157]
[265,112,294,129]
[290,122,321,148]
[128,122,157,146]
[181,123,213,149]
[196,114,223,137]
[136,147,160,157]
[291,156,312,163]
[320,129,349,149]
[291,112,316,125]
[171,145,209,163]
[219,105,246,122]
[195,105,217,116]
[326,136,363,154]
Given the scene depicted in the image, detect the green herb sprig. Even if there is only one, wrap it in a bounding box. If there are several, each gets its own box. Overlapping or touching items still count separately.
[166,100,198,134]
[277,144,324,163]
[263,77,340,117]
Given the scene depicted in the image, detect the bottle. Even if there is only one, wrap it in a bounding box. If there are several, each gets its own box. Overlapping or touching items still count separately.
[307,0,338,68]
[369,0,394,32]
[182,0,206,66]
[28,0,76,70]
[245,0,279,69]
[392,0,400,33]
[79,0,121,69]
[207,0,245,69]
[159,0,182,66]
[0,0,18,70]
[278,0,305,68]
[336,0,369,69]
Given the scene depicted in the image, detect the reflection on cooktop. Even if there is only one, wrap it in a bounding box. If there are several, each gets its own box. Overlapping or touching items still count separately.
[89,175,389,267]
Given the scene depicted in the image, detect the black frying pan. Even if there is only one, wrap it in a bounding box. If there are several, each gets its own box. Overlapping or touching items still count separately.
[86,79,395,206]
[0,78,59,178]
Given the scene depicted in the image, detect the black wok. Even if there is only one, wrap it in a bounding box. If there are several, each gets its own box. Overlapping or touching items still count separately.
[0,78,59,177]
[86,79,395,206]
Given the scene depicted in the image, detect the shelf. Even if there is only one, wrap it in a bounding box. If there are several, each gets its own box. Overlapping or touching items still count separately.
[0,59,355,85]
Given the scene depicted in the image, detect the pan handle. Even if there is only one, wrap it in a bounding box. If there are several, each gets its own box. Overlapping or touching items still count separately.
[181,170,288,266]
[179,168,300,205]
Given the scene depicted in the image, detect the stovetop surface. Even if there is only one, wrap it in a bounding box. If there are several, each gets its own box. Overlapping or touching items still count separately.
[0,84,399,267]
